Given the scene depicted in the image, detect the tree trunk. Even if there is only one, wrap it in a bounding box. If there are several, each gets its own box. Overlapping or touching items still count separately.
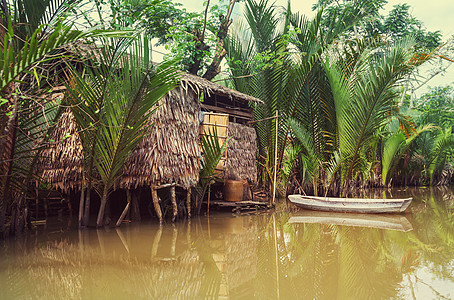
[96,188,108,227]
[78,187,85,227]
[202,0,236,80]
[82,188,91,227]
[0,85,19,235]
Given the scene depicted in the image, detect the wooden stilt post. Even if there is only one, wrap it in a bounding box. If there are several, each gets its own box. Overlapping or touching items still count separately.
[186,188,192,218]
[170,186,177,222]
[44,198,48,220]
[116,192,131,227]
[66,195,72,217]
[82,188,90,227]
[151,185,163,224]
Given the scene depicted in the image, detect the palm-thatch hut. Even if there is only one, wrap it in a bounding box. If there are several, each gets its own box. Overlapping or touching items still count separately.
[37,47,262,222]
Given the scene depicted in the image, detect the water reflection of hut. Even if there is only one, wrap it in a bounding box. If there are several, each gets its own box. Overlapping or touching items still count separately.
[37,48,262,222]
[2,217,260,299]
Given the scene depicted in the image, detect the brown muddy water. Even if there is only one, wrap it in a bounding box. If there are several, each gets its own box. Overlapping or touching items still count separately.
[1,187,453,299]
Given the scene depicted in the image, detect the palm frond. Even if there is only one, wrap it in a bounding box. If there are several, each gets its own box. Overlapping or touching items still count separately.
[197,126,230,198]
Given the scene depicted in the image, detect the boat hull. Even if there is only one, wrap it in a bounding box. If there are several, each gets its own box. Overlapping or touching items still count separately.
[288,211,413,231]
[288,195,412,214]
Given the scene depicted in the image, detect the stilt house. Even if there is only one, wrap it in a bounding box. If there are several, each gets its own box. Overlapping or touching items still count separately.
[37,55,262,221]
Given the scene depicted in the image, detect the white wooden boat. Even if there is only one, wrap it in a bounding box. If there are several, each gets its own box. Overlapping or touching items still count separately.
[288,211,413,232]
[288,195,412,213]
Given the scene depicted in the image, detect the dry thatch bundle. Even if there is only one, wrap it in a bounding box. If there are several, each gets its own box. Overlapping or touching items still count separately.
[225,123,257,183]
[38,107,83,193]
[180,72,263,104]
[120,86,201,190]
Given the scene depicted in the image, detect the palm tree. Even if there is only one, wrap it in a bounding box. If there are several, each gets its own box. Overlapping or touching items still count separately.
[381,124,435,185]
[0,0,86,234]
[325,37,431,195]
[225,0,382,195]
[66,37,178,227]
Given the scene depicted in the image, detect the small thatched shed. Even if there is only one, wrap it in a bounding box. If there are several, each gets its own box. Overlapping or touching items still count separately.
[38,70,261,192]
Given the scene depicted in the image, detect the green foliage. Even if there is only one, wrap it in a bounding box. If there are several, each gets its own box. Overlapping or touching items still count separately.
[381,125,435,185]
[66,37,179,226]
[196,127,230,199]
[86,0,238,76]
[0,1,85,93]
[0,0,96,234]
[313,0,442,50]
[415,85,454,128]
[226,0,402,195]
[381,4,441,50]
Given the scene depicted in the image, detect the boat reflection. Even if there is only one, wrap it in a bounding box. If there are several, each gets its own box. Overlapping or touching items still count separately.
[288,210,413,231]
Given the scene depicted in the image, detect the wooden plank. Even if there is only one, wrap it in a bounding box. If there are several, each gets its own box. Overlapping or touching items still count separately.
[201,104,253,119]
[200,122,229,127]
[211,200,269,207]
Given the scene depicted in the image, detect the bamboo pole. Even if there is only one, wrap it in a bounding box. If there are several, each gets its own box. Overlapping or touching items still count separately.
[272,110,278,206]
[247,114,281,125]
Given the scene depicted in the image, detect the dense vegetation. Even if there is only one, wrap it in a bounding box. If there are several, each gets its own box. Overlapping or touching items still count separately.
[224,0,453,196]
[0,0,453,235]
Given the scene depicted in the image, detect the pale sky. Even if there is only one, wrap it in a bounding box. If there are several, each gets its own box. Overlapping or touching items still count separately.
[159,0,454,94]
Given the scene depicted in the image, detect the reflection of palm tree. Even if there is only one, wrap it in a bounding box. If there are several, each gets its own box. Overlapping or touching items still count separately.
[410,189,454,281]
[280,218,415,299]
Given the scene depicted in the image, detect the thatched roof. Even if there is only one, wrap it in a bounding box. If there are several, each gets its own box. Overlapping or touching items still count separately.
[225,123,257,183]
[38,108,84,193]
[180,72,263,104]
[119,86,200,190]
